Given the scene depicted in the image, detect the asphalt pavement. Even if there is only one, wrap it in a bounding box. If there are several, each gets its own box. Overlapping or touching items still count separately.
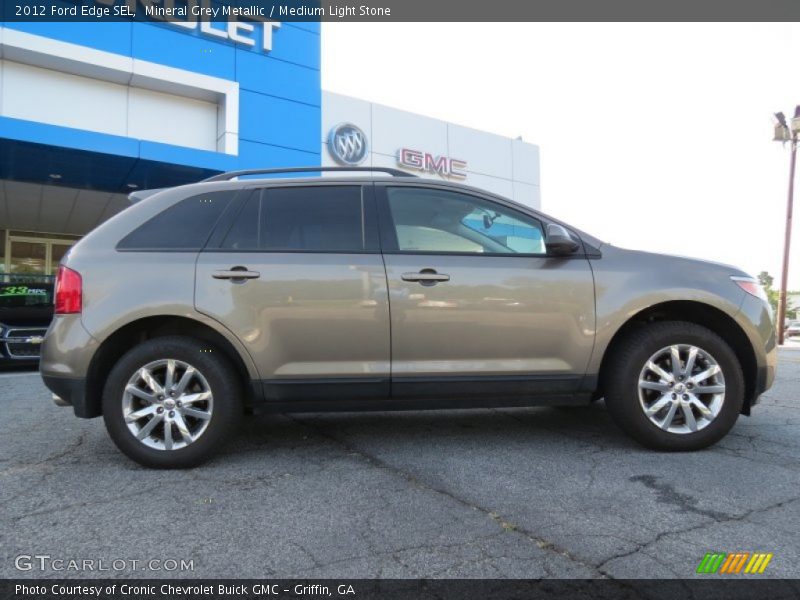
[1,347,799,579]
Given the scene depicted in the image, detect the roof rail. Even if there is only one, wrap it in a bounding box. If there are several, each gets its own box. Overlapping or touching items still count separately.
[202,166,417,183]
[128,188,166,203]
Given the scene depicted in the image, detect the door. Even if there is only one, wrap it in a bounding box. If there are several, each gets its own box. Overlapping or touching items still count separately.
[195,184,391,402]
[377,185,596,399]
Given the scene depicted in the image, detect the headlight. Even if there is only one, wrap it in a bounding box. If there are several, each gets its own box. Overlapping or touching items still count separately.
[731,276,769,303]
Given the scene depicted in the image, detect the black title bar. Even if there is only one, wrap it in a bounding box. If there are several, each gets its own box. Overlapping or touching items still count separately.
[5,0,800,22]
[4,579,800,600]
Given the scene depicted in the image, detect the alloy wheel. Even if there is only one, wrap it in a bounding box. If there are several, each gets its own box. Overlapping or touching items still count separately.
[122,359,214,450]
[637,344,726,434]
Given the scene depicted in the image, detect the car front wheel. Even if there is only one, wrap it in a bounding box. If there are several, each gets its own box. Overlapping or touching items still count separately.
[605,321,744,451]
[102,336,242,468]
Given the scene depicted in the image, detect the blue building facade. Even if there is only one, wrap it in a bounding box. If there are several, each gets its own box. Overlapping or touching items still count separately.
[0,13,541,279]
[0,15,322,192]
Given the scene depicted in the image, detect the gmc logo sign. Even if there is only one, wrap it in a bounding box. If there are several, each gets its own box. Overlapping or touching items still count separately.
[397,148,467,180]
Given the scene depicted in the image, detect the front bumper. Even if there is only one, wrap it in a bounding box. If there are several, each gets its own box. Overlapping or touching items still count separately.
[736,293,778,411]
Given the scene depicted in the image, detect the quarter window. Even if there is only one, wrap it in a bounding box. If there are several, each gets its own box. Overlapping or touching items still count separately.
[117,191,234,251]
[386,187,546,255]
[220,186,366,252]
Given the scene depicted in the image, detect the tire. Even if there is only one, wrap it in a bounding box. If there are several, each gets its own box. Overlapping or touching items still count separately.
[102,336,242,468]
[604,321,744,451]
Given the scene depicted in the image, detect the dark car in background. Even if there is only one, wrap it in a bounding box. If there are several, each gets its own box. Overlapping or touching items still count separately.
[0,275,54,366]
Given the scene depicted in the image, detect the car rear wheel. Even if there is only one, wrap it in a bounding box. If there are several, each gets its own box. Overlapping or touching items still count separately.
[102,336,242,468]
[605,321,744,451]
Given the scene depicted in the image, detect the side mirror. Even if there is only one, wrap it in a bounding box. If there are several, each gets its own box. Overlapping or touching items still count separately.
[545,224,580,256]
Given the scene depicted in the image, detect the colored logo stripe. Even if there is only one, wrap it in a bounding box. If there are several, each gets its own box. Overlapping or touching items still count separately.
[697,552,773,574]
[744,553,774,574]
[720,552,749,573]
[697,553,727,573]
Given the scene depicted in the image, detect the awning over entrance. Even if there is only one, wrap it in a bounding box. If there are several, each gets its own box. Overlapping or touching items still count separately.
[0,135,222,195]
[0,179,129,236]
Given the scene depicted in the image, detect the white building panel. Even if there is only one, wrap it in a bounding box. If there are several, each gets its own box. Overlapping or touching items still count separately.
[512,139,540,185]
[128,87,218,152]
[447,125,514,180]
[2,60,128,137]
[369,152,397,171]
[370,102,449,159]
[0,27,239,154]
[513,181,541,209]
[460,172,515,201]
[322,92,541,209]
[2,60,220,152]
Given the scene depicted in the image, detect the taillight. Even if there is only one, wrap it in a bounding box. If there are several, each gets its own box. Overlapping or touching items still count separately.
[54,265,82,314]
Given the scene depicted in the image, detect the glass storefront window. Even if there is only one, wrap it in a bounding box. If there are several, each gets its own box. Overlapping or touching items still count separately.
[9,241,47,275]
[1,233,77,281]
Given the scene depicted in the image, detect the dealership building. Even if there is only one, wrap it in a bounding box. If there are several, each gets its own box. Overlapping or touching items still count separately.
[0,15,540,277]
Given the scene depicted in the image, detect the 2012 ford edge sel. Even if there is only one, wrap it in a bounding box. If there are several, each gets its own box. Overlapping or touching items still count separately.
[40,167,777,468]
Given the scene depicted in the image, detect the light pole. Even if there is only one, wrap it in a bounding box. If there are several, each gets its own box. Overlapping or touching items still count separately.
[773,107,800,345]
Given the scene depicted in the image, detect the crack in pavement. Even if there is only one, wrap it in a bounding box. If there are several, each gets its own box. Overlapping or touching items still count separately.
[629,475,731,520]
[7,484,172,522]
[595,494,800,575]
[286,414,606,579]
[286,412,800,580]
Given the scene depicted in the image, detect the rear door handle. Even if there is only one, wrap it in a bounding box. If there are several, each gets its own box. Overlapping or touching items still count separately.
[212,268,260,280]
[401,269,450,285]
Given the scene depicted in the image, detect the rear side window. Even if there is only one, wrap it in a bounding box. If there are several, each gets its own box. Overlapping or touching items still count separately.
[117,191,234,251]
[219,186,366,252]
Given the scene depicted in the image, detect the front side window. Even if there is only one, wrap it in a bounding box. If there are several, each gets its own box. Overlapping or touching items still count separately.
[386,187,545,254]
[220,186,366,252]
[117,191,234,251]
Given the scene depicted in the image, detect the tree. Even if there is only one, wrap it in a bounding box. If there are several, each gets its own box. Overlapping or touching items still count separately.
[757,271,780,317]
[788,290,799,320]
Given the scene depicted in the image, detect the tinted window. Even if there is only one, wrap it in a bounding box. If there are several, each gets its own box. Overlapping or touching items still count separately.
[118,191,234,250]
[386,187,545,254]
[220,186,365,252]
[220,194,260,251]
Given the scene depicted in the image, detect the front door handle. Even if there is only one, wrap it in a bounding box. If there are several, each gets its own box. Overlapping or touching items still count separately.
[401,269,450,285]
[212,267,260,281]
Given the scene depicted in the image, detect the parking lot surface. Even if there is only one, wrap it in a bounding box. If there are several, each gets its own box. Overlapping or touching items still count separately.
[1,348,799,579]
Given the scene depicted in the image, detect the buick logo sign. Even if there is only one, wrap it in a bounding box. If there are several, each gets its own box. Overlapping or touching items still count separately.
[328,123,368,165]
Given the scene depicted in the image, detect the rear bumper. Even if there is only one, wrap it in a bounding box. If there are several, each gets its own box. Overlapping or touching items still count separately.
[42,374,98,417]
[40,314,100,418]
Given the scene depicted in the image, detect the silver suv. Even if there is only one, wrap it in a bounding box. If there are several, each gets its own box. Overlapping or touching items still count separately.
[40,167,777,468]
